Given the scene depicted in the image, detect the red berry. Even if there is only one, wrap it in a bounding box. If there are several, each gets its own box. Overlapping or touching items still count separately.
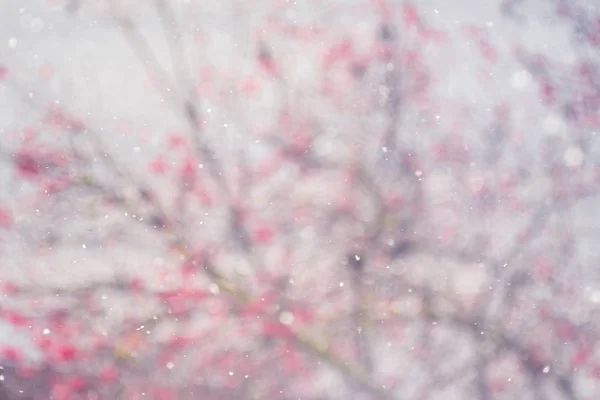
[253,226,274,244]
[1,282,19,294]
[1,346,21,362]
[66,375,86,391]
[55,344,77,362]
[14,151,40,178]
[3,310,27,326]
[99,366,118,382]
[150,157,167,174]
[129,278,143,292]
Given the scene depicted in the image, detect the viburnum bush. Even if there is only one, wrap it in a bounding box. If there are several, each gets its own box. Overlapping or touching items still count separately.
[1,0,600,399]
